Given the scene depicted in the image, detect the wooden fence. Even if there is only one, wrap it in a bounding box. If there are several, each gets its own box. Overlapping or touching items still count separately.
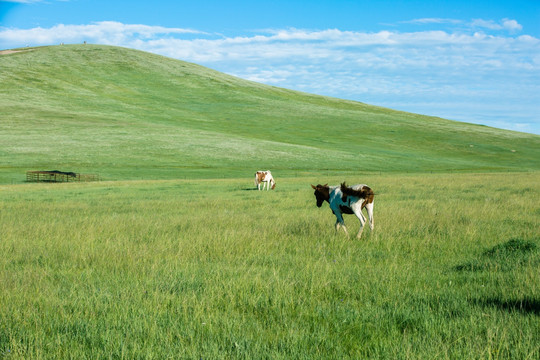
[26,171,100,183]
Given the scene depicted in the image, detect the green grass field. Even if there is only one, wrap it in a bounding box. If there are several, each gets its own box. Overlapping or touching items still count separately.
[1,45,539,358]
[1,173,539,358]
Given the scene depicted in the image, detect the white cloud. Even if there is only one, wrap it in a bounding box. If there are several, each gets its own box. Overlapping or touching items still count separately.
[502,19,522,32]
[0,0,71,2]
[0,21,203,48]
[0,0,43,3]
[471,18,523,33]
[1,23,534,60]
[407,17,523,35]
[471,19,504,30]
[405,18,463,25]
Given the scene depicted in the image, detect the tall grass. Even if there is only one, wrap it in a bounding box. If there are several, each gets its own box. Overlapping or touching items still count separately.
[1,172,538,358]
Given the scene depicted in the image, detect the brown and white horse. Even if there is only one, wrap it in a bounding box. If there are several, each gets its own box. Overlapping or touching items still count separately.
[311,182,374,239]
[255,170,276,190]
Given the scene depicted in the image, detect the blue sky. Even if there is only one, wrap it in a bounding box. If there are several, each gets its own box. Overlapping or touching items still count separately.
[1,0,539,134]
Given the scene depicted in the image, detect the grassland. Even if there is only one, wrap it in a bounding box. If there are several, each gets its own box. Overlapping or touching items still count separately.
[1,44,539,358]
[1,45,539,184]
[1,173,539,358]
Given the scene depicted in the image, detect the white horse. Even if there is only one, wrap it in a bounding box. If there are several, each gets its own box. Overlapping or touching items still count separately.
[255,170,276,190]
[311,182,374,239]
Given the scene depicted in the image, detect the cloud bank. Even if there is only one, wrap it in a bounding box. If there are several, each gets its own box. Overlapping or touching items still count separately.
[1,20,539,133]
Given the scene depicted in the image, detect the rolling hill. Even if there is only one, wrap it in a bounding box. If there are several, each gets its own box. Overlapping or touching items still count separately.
[1,44,539,183]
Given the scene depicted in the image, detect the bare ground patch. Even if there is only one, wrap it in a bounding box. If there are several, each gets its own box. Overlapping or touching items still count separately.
[0,49,34,56]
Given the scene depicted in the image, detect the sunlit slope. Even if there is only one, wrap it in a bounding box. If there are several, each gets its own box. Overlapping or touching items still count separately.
[1,44,538,182]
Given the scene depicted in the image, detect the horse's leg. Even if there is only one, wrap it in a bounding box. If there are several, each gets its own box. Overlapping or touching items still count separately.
[334,212,349,237]
[352,207,367,239]
[365,202,374,231]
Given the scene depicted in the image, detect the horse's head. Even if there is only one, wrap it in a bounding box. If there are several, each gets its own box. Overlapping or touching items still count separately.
[311,184,329,207]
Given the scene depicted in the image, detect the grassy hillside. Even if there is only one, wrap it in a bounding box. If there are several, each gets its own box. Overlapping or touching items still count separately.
[1,44,539,183]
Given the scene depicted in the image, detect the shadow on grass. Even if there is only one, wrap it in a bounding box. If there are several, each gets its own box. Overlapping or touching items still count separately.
[456,239,540,316]
[471,297,540,316]
[454,238,538,272]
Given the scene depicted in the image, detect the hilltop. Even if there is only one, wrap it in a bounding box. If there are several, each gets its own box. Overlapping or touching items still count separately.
[1,44,538,183]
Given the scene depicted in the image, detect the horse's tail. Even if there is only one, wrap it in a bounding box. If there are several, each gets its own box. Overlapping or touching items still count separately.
[340,182,374,208]
[363,187,375,210]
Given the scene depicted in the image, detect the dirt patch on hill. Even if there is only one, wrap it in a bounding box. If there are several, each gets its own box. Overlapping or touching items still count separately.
[0,49,34,56]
